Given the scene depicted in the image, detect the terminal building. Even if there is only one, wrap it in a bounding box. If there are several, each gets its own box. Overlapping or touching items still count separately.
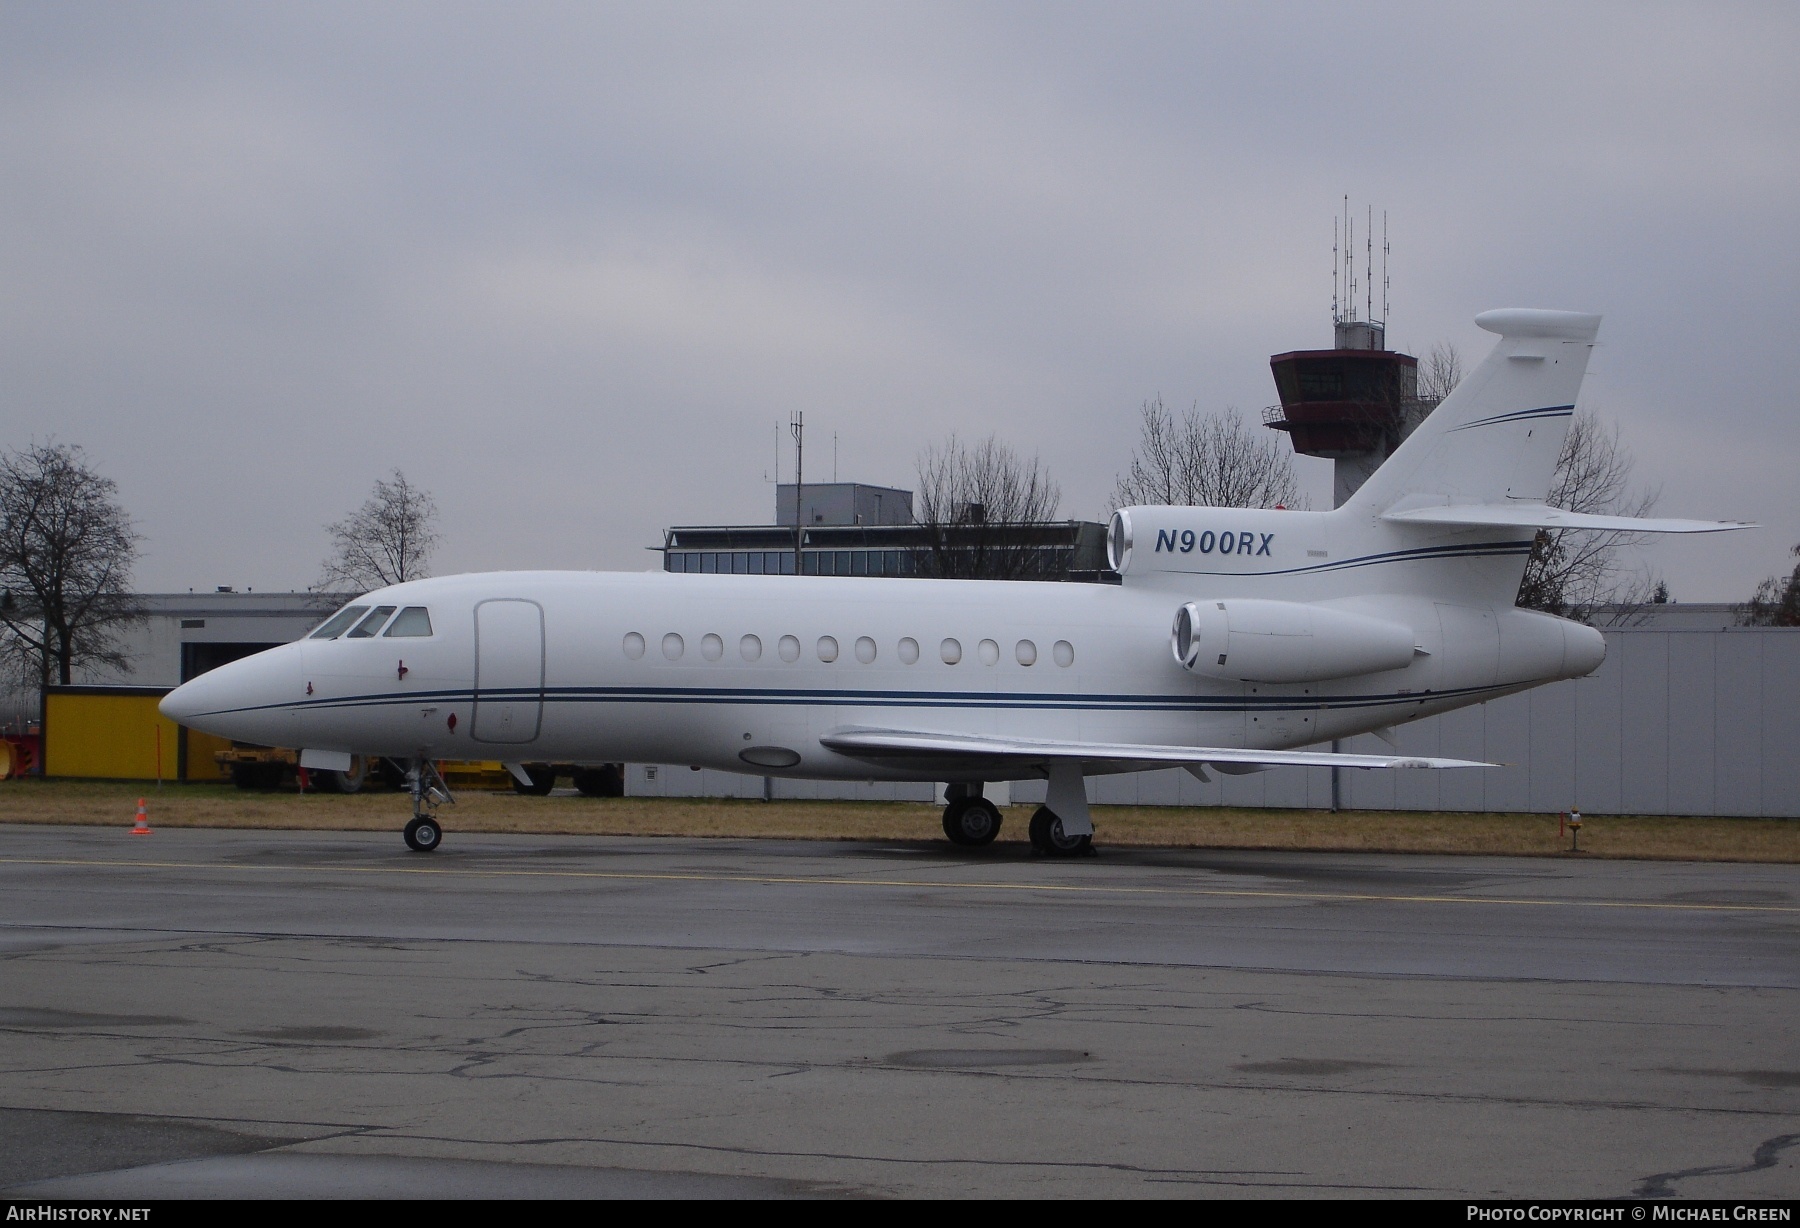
[660,482,1112,581]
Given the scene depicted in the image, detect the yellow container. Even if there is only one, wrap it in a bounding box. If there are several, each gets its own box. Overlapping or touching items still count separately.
[44,688,182,782]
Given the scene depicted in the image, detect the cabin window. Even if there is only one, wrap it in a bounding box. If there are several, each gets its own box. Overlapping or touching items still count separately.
[897,637,920,665]
[978,639,1000,666]
[940,638,962,665]
[309,605,369,639]
[1015,639,1037,666]
[778,635,801,663]
[854,636,877,664]
[662,632,685,661]
[346,606,398,638]
[701,633,724,661]
[1054,640,1075,667]
[623,632,646,660]
[817,636,839,663]
[384,607,433,637]
[740,634,762,661]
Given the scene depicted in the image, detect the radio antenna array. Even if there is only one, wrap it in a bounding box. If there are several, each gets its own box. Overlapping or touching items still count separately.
[1331,197,1390,332]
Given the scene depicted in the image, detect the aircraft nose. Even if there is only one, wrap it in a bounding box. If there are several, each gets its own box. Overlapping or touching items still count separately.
[159,644,304,744]
[158,678,205,723]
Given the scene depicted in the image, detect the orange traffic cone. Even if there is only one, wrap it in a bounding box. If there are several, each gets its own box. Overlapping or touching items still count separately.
[130,798,153,836]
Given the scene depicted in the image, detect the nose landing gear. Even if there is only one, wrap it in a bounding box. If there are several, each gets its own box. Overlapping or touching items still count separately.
[403,758,454,853]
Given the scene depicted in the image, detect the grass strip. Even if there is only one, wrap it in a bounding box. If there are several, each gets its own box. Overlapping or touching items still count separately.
[2,779,1796,862]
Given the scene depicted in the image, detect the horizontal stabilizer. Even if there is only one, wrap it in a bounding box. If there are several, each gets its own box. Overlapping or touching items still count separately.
[820,727,1492,773]
[1382,503,1755,534]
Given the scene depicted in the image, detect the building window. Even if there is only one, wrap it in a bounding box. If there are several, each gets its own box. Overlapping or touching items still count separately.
[747,552,765,575]
[180,619,205,629]
[940,638,962,665]
[732,552,749,575]
[898,637,920,665]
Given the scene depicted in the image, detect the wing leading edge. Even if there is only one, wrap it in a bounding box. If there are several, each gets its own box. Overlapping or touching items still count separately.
[819,726,1493,775]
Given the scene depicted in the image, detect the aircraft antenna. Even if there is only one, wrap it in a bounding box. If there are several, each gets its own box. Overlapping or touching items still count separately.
[790,411,804,576]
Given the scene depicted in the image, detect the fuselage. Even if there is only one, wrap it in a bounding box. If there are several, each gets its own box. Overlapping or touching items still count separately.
[162,547,1605,782]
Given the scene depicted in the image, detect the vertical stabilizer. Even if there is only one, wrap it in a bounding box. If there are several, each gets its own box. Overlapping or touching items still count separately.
[1341,309,1601,517]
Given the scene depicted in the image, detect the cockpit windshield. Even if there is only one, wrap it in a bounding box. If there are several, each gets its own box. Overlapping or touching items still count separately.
[345,606,398,638]
[383,607,433,637]
[309,605,369,639]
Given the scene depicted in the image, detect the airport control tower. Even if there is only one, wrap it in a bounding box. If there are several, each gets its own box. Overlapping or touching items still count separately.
[1263,206,1432,506]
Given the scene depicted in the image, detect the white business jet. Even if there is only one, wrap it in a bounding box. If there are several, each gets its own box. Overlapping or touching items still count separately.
[161,309,1749,855]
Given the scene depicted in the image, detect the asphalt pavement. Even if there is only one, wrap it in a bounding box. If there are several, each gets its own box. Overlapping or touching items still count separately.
[0,823,1795,1198]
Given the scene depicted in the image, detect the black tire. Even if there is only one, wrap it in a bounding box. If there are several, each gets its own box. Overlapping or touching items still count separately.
[572,765,625,798]
[1028,805,1092,857]
[511,765,556,796]
[315,755,367,794]
[942,797,1002,846]
[403,816,442,852]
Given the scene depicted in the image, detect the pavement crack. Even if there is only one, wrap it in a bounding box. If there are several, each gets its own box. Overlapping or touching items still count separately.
[1632,1132,1800,1198]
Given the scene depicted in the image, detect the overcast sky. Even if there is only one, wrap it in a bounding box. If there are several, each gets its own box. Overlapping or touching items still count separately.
[2,2,1794,599]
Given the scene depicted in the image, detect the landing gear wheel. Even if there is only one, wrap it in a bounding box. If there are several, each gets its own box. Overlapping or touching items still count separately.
[403,816,442,853]
[942,797,1003,846]
[511,765,556,796]
[1028,806,1092,858]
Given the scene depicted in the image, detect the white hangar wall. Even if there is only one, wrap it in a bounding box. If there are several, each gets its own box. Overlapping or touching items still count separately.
[1027,623,1800,819]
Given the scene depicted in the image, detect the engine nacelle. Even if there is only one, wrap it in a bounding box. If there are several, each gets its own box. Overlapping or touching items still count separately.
[1171,599,1418,683]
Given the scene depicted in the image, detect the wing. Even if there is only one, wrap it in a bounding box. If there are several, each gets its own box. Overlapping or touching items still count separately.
[819,726,1493,776]
[1381,502,1754,534]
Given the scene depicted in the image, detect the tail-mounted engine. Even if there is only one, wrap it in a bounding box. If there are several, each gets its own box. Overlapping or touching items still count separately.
[1172,598,1417,683]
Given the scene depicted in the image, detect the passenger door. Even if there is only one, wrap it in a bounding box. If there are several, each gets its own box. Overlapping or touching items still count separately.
[472,599,544,744]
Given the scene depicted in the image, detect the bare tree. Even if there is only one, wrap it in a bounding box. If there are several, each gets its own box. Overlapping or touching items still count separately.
[1515,410,1661,621]
[319,470,441,592]
[1417,341,1465,406]
[912,435,1064,580]
[0,443,143,688]
[1736,542,1800,627]
[1112,398,1300,511]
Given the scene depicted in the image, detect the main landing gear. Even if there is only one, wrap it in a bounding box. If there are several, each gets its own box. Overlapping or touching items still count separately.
[1028,806,1092,858]
[942,794,1004,846]
[403,758,454,853]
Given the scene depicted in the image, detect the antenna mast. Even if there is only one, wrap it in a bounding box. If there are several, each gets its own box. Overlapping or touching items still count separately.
[790,412,804,576]
[1365,204,1373,325]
